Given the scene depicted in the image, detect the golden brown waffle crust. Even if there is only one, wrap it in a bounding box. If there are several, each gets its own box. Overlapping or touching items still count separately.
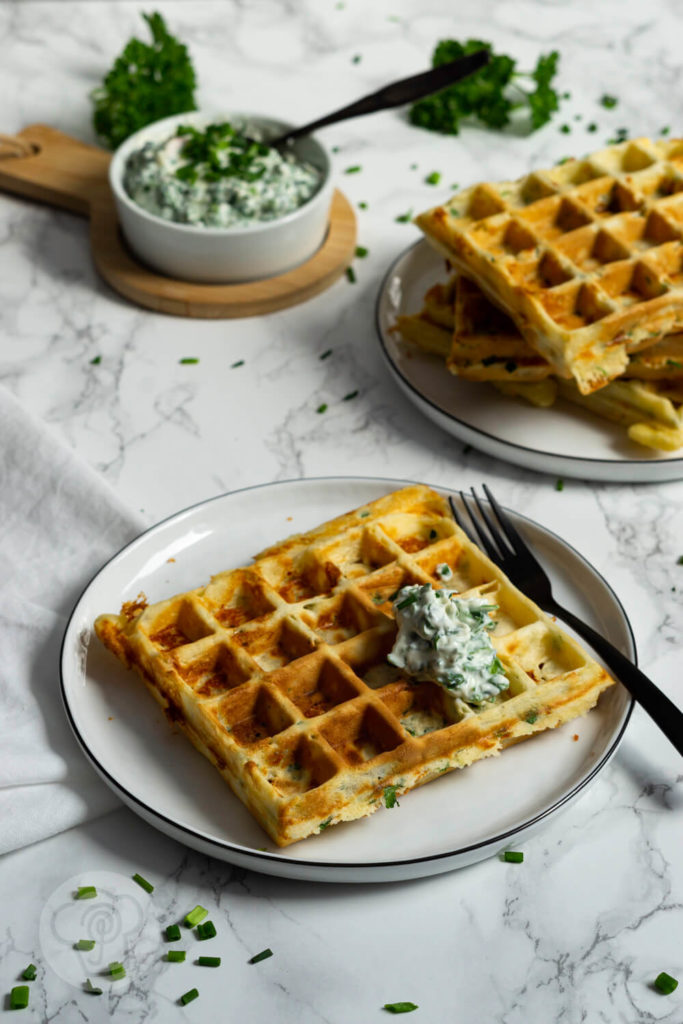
[415,138,683,394]
[95,486,616,846]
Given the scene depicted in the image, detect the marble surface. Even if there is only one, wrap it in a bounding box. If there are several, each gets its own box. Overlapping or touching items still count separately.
[0,0,682,1020]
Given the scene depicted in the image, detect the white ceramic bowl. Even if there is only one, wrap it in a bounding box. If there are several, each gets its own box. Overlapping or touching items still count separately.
[109,111,333,283]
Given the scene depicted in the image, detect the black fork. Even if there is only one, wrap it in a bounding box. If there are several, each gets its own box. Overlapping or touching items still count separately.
[451,485,683,757]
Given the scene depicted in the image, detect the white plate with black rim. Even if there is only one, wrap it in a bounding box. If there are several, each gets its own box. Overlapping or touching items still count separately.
[60,476,634,883]
[376,240,683,483]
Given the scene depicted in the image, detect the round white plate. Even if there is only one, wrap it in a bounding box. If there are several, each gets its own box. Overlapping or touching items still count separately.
[61,477,634,883]
[376,240,683,483]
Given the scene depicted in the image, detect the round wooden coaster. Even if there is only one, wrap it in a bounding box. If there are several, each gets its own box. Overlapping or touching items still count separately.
[0,124,357,319]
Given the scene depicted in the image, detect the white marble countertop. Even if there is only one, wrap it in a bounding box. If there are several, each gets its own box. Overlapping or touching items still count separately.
[1,1,682,1020]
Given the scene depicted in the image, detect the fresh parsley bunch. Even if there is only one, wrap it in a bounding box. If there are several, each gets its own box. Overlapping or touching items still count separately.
[409,39,560,135]
[92,12,197,149]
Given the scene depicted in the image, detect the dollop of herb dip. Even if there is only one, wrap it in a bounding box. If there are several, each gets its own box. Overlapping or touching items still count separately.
[123,121,322,228]
[388,582,509,705]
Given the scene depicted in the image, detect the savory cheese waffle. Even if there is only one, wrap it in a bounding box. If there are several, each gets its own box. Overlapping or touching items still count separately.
[95,486,615,846]
[415,138,683,394]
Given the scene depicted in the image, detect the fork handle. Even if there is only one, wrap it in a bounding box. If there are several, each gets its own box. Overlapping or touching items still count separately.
[547,599,683,756]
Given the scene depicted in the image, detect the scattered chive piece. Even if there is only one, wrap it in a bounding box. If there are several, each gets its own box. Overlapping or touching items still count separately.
[352,54,361,64]
[317,403,328,414]
[319,349,333,360]
[343,390,359,401]
[331,145,340,153]
[559,124,571,134]
[410,162,418,170]
[196,920,217,940]
[503,850,524,863]
[75,886,97,900]
[383,785,400,808]
[132,873,154,894]
[396,594,418,610]
[184,905,208,927]
[344,165,362,174]
[450,182,459,190]
[383,1002,418,1014]
[10,986,29,1010]
[425,171,441,185]
[179,357,199,365]
[600,93,618,108]
[84,979,103,995]
[90,355,102,365]
[231,359,245,368]
[587,122,598,132]
[165,924,181,942]
[318,817,333,831]
[197,956,221,967]
[109,961,126,980]
[555,478,564,491]
[677,556,683,565]
[654,972,678,995]
[660,126,670,135]
[21,965,37,981]
[359,510,370,517]
[525,711,538,724]
[74,940,96,951]
[395,209,413,223]
[180,988,199,1005]
[346,266,356,283]
[249,948,273,964]
[358,201,368,209]
[167,950,186,962]
[355,246,368,258]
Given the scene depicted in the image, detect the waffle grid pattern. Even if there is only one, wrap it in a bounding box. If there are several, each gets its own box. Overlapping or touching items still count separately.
[95,487,614,846]
[415,138,683,393]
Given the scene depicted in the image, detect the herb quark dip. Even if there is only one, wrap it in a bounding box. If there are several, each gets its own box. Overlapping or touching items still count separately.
[123,121,323,228]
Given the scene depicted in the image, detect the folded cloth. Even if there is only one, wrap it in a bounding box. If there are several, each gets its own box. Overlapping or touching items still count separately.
[0,386,145,854]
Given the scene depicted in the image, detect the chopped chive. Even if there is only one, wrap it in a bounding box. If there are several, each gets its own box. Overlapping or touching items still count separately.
[503,850,524,863]
[132,873,154,894]
[109,961,126,980]
[555,478,564,491]
[196,920,217,940]
[75,886,97,900]
[660,126,671,135]
[249,948,273,964]
[383,785,400,808]
[184,905,208,927]
[358,201,368,209]
[600,93,618,108]
[676,556,683,565]
[395,209,413,223]
[525,711,538,724]
[197,956,221,967]
[351,54,362,64]
[21,964,37,981]
[343,390,358,401]
[180,988,199,1005]
[344,165,362,174]
[346,266,356,283]
[372,593,384,604]
[383,1002,418,1014]
[179,357,199,365]
[359,510,370,517]
[90,355,102,365]
[74,940,95,951]
[396,594,418,610]
[84,979,103,995]
[10,986,29,1010]
[316,403,328,414]
[165,924,181,942]
[559,124,571,134]
[319,348,333,360]
[318,817,332,831]
[425,171,441,185]
[355,246,368,258]
[167,949,186,962]
[654,972,678,994]
[231,359,245,368]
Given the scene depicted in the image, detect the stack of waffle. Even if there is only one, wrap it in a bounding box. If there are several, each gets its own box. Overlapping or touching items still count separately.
[95,486,615,846]
[401,138,683,451]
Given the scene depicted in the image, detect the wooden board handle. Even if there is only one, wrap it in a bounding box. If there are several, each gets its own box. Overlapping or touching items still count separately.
[0,124,110,215]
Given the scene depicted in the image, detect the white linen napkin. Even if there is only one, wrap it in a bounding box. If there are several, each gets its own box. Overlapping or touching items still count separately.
[0,386,145,854]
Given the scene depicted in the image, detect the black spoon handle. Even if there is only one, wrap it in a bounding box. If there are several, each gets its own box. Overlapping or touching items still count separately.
[270,50,489,146]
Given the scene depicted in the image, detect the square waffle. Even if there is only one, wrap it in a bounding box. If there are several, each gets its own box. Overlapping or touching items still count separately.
[95,486,615,847]
[415,138,683,394]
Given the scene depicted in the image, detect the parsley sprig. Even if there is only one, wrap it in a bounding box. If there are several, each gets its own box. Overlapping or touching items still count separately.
[92,12,197,149]
[409,39,560,135]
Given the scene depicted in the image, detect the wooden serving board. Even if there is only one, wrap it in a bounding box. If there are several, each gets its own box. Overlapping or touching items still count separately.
[0,124,357,318]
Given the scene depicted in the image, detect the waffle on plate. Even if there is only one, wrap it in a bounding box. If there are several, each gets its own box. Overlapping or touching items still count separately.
[415,138,683,394]
[95,486,615,846]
